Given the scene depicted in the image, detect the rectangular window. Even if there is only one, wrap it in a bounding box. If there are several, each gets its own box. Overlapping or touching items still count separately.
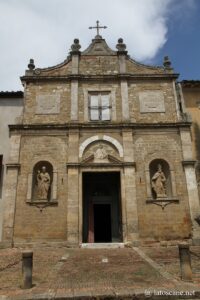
[89,92,111,121]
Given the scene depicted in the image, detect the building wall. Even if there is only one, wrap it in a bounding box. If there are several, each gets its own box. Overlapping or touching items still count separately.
[20,80,178,124]
[0,95,23,240]
[2,38,200,246]
[134,131,191,240]
[182,82,200,195]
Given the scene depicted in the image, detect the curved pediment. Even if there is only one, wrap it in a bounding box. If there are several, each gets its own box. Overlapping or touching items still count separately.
[82,36,116,56]
[23,37,174,78]
[126,57,171,75]
[30,57,72,77]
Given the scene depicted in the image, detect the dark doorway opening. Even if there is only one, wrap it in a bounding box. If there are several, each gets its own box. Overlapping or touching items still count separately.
[82,172,122,243]
[94,204,111,242]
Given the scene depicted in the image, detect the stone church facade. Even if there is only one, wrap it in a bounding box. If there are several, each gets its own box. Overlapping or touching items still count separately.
[2,32,200,247]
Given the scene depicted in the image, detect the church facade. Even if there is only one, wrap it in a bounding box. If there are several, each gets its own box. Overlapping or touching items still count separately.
[2,31,200,247]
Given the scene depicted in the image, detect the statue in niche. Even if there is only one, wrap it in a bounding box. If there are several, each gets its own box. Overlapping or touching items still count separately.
[151,164,167,198]
[36,166,51,200]
[94,144,107,160]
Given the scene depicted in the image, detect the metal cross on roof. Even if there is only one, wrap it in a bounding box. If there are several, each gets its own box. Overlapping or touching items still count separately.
[89,20,107,36]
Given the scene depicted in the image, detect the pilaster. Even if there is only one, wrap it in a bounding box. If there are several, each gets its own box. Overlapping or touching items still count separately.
[122,130,139,243]
[123,166,139,242]
[180,128,200,244]
[70,39,81,121]
[66,130,79,246]
[120,80,130,121]
[116,38,130,122]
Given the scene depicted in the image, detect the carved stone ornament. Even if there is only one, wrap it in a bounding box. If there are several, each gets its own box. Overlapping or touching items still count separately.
[94,145,107,160]
[28,59,35,70]
[116,38,127,54]
[34,69,41,75]
[70,39,81,53]
[83,141,119,163]
[146,197,179,210]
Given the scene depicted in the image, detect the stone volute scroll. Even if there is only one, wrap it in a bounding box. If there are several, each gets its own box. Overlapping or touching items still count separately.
[26,161,58,210]
[146,159,179,209]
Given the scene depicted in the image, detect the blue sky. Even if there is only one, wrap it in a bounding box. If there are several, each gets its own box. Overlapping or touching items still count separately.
[154,0,200,80]
[0,0,199,90]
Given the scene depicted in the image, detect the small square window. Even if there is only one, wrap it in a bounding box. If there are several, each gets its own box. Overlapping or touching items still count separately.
[89,93,111,121]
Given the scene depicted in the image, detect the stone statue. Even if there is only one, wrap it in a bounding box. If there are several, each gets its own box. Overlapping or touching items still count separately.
[36,166,50,200]
[151,164,167,198]
[94,145,107,160]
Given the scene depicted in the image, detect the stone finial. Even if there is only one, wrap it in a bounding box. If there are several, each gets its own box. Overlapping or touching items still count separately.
[70,39,81,54]
[28,59,35,70]
[116,38,127,54]
[163,56,171,69]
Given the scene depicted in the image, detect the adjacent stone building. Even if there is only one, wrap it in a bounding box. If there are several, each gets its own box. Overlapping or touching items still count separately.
[0,92,23,241]
[1,31,200,247]
[181,80,200,198]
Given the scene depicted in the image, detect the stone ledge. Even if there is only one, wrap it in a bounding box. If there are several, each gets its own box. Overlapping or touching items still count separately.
[20,73,179,82]
[6,163,21,169]
[146,197,179,209]
[26,200,58,211]
[9,122,192,132]
[182,160,196,166]
[26,200,58,204]
[81,243,124,249]
[66,162,136,168]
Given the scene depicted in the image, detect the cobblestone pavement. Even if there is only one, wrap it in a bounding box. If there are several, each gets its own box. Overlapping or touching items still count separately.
[141,246,200,284]
[0,246,200,299]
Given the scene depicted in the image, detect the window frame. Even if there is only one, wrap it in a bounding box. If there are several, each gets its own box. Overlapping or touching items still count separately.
[89,92,111,121]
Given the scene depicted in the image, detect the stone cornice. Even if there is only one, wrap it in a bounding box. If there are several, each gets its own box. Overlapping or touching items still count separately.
[6,163,21,169]
[20,73,179,83]
[181,80,200,88]
[182,160,196,167]
[9,122,191,132]
[66,162,136,168]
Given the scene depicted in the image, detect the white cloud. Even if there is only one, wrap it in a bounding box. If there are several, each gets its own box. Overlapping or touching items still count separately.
[0,0,196,90]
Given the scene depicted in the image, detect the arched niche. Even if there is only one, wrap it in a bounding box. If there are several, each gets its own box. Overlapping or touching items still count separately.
[32,161,53,201]
[149,159,172,199]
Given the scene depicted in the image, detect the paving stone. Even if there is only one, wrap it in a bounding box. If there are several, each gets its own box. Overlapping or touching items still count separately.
[0,246,200,299]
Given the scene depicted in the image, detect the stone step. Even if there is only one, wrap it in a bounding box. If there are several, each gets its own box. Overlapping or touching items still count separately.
[81,242,125,249]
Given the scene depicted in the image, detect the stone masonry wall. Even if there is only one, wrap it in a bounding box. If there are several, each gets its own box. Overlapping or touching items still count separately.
[79,56,119,75]
[13,135,68,242]
[134,131,192,240]
[23,83,71,124]
[129,81,178,123]
[22,79,178,125]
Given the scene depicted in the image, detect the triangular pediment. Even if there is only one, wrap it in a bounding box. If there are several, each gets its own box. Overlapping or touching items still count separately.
[81,153,122,165]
